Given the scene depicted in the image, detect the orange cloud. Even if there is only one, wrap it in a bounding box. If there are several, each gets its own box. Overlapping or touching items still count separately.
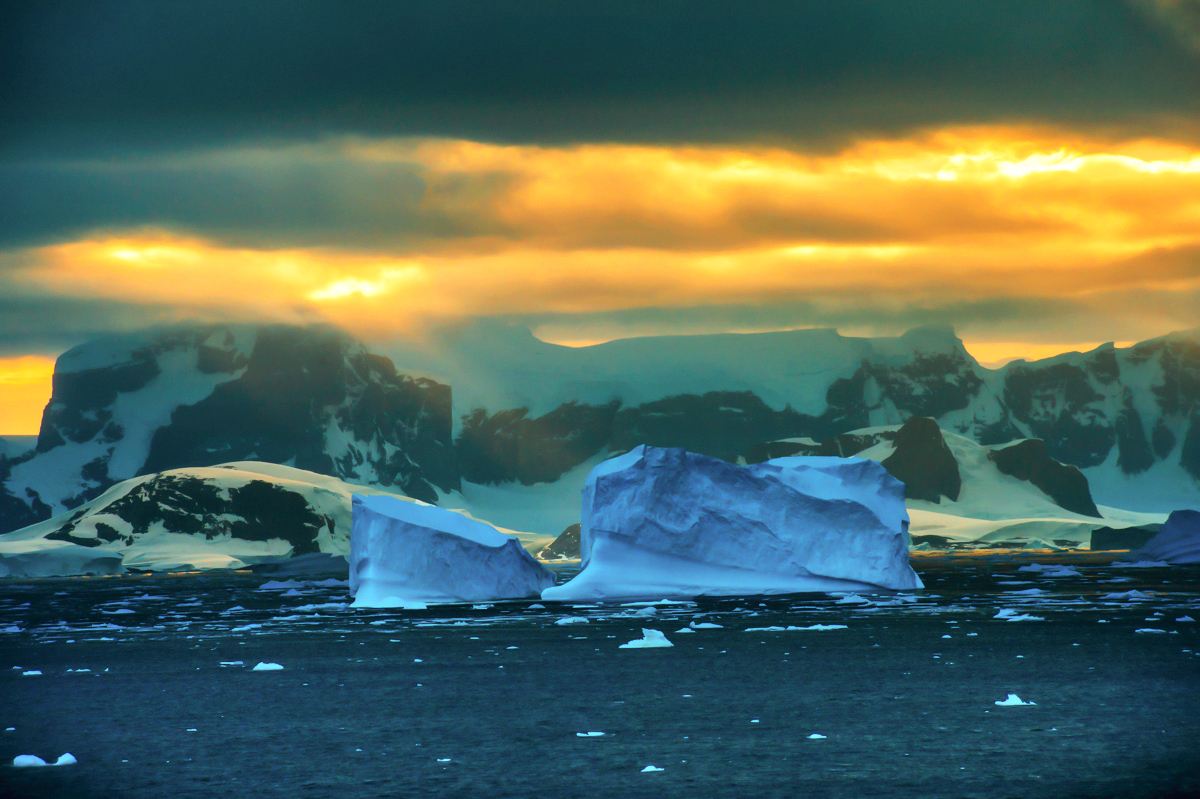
[3,124,1198,354]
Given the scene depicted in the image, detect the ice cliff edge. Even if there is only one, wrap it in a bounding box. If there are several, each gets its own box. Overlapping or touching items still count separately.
[543,446,922,601]
[350,494,554,607]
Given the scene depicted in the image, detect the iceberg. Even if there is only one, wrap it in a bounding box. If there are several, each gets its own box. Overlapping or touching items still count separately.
[618,628,674,649]
[350,495,554,607]
[1132,509,1200,564]
[542,446,922,601]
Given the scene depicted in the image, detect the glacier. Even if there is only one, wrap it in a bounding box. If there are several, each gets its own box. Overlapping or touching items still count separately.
[1133,509,1200,564]
[350,494,554,607]
[542,446,922,602]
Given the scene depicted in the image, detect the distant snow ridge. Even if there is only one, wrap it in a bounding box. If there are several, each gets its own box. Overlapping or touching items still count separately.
[349,494,554,607]
[1133,510,1200,564]
[542,446,921,602]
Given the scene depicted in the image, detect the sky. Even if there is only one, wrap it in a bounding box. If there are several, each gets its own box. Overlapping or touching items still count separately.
[2,0,1199,432]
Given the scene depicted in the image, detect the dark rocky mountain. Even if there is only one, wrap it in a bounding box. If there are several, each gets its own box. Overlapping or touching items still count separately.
[1089,525,1160,551]
[537,523,581,560]
[745,416,1100,518]
[987,439,1098,517]
[0,462,403,576]
[880,417,962,504]
[0,324,458,533]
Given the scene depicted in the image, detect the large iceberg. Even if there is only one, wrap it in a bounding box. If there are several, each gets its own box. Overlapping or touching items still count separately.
[542,446,922,601]
[350,495,554,607]
[1132,509,1200,564]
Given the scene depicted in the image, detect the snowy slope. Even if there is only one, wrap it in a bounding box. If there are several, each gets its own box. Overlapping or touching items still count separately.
[388,321,1200,510]
[0,462,537,576]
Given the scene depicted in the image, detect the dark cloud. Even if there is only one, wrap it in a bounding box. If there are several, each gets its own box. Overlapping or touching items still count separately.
[3,1,1197,157]
[514,286,1200,348]
[0,150,501,249]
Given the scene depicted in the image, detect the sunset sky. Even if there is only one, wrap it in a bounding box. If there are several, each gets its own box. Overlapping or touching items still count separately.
[2,1,1199,432]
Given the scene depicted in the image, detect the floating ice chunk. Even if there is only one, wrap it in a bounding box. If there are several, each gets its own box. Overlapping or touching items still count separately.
[1,625,21,634]
[619,629,674,649]
[436,757,452,763]
[641,765,665,773]
[543,446,921,601]
[1005,588,1047,596]
[230,623,263,632]
[555,616,589,625]
[20,670,41,677]
[993,609,1044,622]
[351,495,554,607]
[689,621,723,630]
[1135,628,1167,634]
[575,731,606,737]
[994,694,1036,706]
[472,604,493,610]
[744,624,848,632]
[527,603,546,609]
[1102,590,1154,601]
[675,627,697,634]
[12,755,46,768]
[12,753,76,768]
[1177,616,1196,623]
[219,661,244,667]
[807,733,827,740]
[1017,564,1080,578]
[251,662,284,671]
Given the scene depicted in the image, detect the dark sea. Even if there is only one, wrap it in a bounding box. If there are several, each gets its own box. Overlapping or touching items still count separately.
[1,557,1199,799]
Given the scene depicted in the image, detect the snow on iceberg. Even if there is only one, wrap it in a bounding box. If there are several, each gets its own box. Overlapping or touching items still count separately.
[350,495,554,607]
[994,694,1036,706]
[542,446,922,601]
[12,753,76,768]
[1133,509,1200,564]
[618,628,674,649]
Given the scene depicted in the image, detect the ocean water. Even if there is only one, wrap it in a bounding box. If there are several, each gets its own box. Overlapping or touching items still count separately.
[1,558,1198,799]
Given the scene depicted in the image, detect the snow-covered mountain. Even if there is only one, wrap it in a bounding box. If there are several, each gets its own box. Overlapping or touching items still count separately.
[388,321,1200,512]
[0,324,459,533]
[0,461,548,577]
[1,321,1196,540]
[524,418,1165,556]
[759,417,1163,549]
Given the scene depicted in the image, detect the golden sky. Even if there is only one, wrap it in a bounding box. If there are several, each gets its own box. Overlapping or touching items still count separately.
[2,125,1196,432]
[3,3,1199,435]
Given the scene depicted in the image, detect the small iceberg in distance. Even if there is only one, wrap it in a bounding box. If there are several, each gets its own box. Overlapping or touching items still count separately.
[619,629,674,649]
[994,693,1036,706]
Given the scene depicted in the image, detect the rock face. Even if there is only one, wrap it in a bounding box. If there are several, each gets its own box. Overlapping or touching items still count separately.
[1133,509,1200,564]
[0,462,406,575]
[542,446,921,601]
[350,494,555,606]
[987,440,1100,517]
[0,324,459,533]
[392,323,1200,511]
[538,523,581,560]
[1090,525,1160,551]
[881,417,962,503]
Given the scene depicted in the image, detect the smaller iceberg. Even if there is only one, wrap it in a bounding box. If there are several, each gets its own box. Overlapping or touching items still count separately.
[994,693,1036,706]
[618,628,674,649]
[350,495,554,607]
